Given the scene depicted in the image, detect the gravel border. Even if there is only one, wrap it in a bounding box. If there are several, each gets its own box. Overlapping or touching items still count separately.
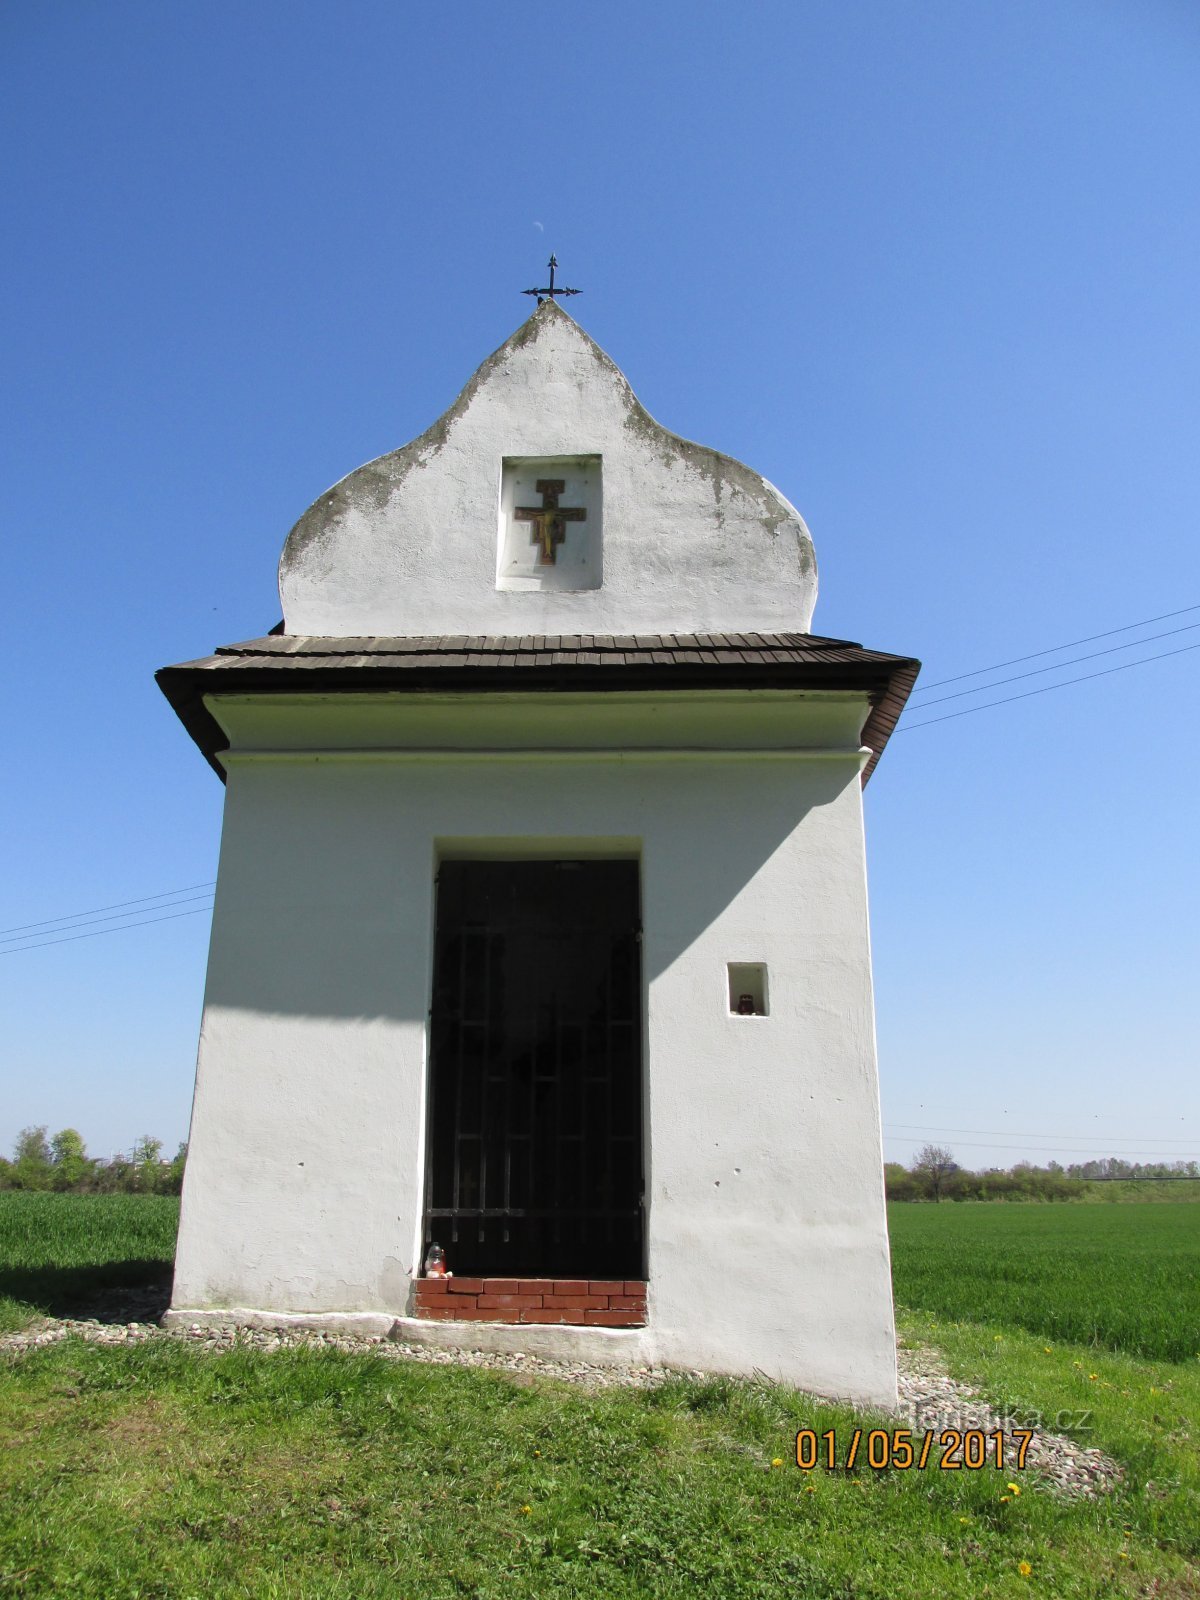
[894,1337,1122,1500]
[1,1310,1122,1500]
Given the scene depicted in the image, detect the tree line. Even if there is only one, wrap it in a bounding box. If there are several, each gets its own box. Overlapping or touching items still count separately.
[886,1144,1200,1202]
[0,1126,186,1195]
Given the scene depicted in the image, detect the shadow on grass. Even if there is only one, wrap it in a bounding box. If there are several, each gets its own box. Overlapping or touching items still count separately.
[0,1261,173,1323]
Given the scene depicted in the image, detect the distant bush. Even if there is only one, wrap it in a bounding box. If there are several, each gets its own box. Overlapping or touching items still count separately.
[885,1150,1198,1203]
[0,1127,186,1197]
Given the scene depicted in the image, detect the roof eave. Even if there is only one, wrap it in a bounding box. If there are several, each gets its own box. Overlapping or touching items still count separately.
[155,651,920,788]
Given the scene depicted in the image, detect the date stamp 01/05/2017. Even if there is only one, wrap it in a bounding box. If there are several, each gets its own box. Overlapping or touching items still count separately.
[795,1428,1034,1473]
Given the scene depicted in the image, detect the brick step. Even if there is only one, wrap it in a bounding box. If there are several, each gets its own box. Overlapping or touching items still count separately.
[414,1276,647,1327]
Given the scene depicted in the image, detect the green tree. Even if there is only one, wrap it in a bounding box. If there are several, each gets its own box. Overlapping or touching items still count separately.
[883,1162,920,1201]
[12,1126,52,1190]
[50,1127,90,1190]
[130,1134,163,1192]
[912,1143,957,1203]
[162,1140,188,1195]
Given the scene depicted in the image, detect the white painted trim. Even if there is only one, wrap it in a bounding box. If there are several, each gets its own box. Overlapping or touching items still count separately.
[162,1307,654,1367]
[379,1317,653,1366]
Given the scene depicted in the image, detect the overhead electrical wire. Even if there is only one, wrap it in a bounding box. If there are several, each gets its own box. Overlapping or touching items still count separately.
[884,1130,1194,1156]
[886,1122,1190,1146]
[0,882,216,939]
[0,891,216,947]
[909,620,1200,710]
[885,1134,1197,1158]
[6,608,1200,950]
[909,602,1200,693]
[899,639,1200,731]
[0,905,214,956]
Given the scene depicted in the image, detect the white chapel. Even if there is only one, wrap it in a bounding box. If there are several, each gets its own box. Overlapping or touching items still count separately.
[158,294,918,1406]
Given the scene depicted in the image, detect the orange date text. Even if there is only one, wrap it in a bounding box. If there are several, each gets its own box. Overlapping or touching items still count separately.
[794,1427,1034,1472]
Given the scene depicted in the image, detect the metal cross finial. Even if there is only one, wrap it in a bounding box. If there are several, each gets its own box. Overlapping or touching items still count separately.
[522,254,581,305]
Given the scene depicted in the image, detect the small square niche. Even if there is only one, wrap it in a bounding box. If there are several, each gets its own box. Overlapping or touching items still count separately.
[728,963,768,1017]
[497,455,602,592]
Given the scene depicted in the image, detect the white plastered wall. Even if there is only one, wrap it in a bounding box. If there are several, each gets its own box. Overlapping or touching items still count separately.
[171,692,896,1407]
[277,301,817,638]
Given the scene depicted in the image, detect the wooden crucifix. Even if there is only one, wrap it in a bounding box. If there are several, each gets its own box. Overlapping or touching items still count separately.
[513,479,586,565]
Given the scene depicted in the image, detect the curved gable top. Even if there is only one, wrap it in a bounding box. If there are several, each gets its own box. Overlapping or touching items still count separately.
[279,301,817,637]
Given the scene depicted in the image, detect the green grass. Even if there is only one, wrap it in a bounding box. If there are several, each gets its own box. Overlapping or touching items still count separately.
[888,1200,1200,1362]
[0,1193,178,1332]
[0,1195,1197,1595]
[2,1333,1197,1599]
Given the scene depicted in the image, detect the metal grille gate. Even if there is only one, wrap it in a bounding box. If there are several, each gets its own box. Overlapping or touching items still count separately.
[424,860,644,1279]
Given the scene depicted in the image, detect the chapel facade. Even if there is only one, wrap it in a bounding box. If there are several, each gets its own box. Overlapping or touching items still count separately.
[157,299,918,1406]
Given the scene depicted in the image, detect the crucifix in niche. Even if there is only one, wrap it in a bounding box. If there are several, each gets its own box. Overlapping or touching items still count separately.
[514,479,587,566]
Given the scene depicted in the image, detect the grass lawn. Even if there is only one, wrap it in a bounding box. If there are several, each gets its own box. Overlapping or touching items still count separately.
[0,1195,1196,1597]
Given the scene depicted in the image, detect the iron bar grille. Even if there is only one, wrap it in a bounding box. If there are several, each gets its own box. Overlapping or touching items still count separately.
[424,861,644,1278]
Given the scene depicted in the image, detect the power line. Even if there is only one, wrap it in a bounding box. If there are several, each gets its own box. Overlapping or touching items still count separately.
[899,639,1200,731]
[911,620,1200,710]
[0,892,216,947]
[888,1102,1188,1127]
[910,602,1200,693]
[0,905,213,956]
[1070,1175,1200,1182]
[0,881,216,939]
[5,610,1200,957]
[888,1122,1189,1145]
[886,1135,1197,1157]
[889,1126,1196,1152]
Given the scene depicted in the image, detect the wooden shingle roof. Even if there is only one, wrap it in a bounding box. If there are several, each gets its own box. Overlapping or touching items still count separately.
[157,632,920,785]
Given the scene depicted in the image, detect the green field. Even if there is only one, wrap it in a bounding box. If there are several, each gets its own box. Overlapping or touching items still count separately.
[0,1192,178,1331]
[888,1199,1200,1362]
[1082,1178,1200,1203]
[0,1193,1197,1597]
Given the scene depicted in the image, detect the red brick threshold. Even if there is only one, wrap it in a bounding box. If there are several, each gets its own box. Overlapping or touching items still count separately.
[415,1277,646,1327]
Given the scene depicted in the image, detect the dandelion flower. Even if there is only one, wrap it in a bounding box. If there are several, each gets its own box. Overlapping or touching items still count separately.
[1089,1373,1099,1381]
[1043,1347,1052,1354]
[958,1517,970,1525]
[771,1458,783,1467]
[1018,1561,1032,1577]
[1000,1496,1011,1504]
[520,1505,531,1515]
[1118,1552,1130,1561]
[805,1485,817,1495]
[1007,1483,1021,1496]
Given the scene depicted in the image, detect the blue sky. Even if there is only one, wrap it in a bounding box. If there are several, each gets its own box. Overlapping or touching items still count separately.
[2,0,1197,1171]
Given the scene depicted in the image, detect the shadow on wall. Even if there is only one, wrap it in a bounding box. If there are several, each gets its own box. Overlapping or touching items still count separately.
[199,758,854,1022]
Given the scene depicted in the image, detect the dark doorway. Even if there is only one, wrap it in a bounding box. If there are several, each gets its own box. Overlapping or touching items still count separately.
[424,860,644,1279]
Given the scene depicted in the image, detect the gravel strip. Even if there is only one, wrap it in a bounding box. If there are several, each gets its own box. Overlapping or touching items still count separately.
[0,1310,1121,1499]
[0,1313,677,1390]
[894,1337,1122,1500]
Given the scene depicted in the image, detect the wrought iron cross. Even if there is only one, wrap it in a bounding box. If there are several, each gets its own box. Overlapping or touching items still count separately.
[514,479,586,565]
[522,254,580,305]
